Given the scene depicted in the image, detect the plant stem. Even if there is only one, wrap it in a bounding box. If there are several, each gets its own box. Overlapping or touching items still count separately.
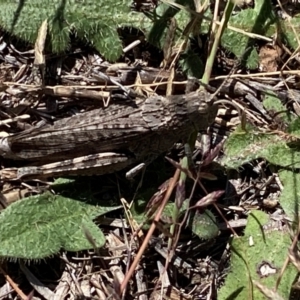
[202,0,235,85]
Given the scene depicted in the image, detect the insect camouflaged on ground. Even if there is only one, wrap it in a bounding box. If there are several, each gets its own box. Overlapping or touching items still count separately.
[0,90,217,180]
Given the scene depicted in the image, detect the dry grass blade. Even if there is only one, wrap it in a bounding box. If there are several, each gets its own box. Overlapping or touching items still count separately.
[120,169,180,294]
[253,280,285,300]
[33,19,47,86]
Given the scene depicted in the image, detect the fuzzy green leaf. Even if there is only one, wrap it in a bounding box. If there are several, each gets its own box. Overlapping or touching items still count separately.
[222,124,277,168]
[263,91,294,124]
[0,0,144,61]
[221,0,276,69]
[219,211,297,299]
[222,122,300,169]
[288,118,300,137]
[278,170,300,221]
[283,15,300,50]
[187,209,219,240]
[220,0,300,69]
[263,92,285,112]
[0,192,120,259]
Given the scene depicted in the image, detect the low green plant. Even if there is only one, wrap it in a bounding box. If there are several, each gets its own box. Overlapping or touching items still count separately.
[219,211,298,299]
[220,92,300,298]
[2,0,300,68]
[0,179,121,260]
[0,0,147,61]
[131,197,219,240]
[147,0,300,71]
[222,92,300,221]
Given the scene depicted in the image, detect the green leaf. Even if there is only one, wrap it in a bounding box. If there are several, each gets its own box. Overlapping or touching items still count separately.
[221,0,276,69]
[222,123,300,169]
[179,48,204,78]
[147,0,192,48]
[263,91,293,124]
[220,0,300,69]
[130,199,150,229]
[278,170,300,222]
[219,211,297,300]
[283,15,300,50]
[0,0,144,61]
[263,92,285,113]
[0,192,120,259]
[222,124,276,168]
[187,209,219,240]
[288,117,300,137]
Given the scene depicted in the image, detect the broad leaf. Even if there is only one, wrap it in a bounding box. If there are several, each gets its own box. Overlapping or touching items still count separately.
[0,192,120,259]
[0,0,146,61]
[219,211,297,299]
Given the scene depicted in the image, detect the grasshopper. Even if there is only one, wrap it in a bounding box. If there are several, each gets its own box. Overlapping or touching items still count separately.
[0,90,217,180]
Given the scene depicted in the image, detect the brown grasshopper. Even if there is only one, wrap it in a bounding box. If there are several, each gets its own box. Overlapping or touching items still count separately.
[0,90,217,180]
